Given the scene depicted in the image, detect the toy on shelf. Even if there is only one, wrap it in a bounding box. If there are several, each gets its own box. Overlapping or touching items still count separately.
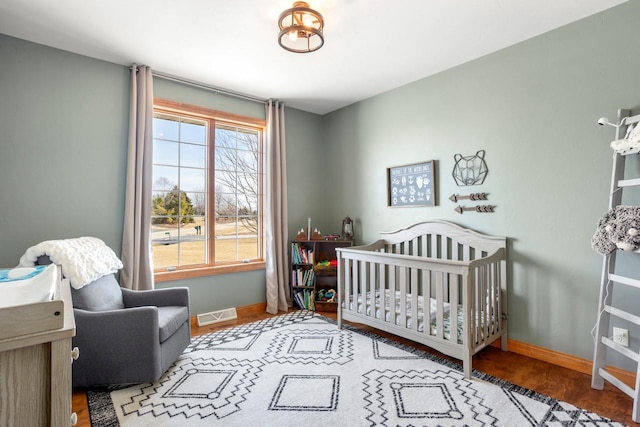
[315,259,337,268]
[295,217,323,240]
[324,234,341,240]
[316,288,336,303]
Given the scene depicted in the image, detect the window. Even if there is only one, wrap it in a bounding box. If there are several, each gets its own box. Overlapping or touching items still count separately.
[151,99,265,280]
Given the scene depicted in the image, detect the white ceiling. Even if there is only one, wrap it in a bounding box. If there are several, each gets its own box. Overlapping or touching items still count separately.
[0,0,628,115]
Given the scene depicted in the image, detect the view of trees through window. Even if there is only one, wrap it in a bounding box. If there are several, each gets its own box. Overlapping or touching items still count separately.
[151,108,262,271]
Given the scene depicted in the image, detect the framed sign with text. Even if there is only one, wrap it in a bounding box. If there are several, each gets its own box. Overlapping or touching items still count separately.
[387,160,436,207]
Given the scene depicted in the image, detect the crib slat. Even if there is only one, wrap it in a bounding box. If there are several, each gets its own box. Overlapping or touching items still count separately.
[483,263,490,338]
[389,265,397,325]
[379,262,386,322]
[435,271,444,338]
[399,267,407,328]
[450,273,459,345]
[482,265,487,342]
[488,265,493,338]
[490,261,497,335]
[462,268,471,348]
[343,257,349,301]
[421,235,428,258]
[499,260,504,333]
[344,258,351,312]
[353,259,359,314]
[485,264,496,337]
[337,254,343,327]
[479,265,485,344]
[462,245,471,261]
[476,267,482,345]
[496,261,502,334]
[363,260,369,316]
[369,261,376,318]
[424,268,432,335]
[411,267,418,332]
[361,261,368,317]
[484,265,490,342]
[469,267,477,345]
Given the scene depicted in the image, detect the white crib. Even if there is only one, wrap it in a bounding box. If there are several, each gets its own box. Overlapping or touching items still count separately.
[336,220,508,378]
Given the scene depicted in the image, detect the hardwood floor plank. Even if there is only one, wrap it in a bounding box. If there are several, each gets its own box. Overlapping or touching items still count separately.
[72,310,638,426]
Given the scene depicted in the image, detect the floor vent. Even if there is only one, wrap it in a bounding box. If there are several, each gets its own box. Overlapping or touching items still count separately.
[197,307,237,327]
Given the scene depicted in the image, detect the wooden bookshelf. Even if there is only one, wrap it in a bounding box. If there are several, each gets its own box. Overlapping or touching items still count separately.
[291,239,352,311]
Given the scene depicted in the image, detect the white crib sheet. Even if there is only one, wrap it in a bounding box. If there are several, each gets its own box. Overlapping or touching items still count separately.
[345,290,464,342]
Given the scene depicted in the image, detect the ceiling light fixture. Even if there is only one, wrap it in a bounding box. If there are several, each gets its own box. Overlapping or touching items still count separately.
[278,1,324,53]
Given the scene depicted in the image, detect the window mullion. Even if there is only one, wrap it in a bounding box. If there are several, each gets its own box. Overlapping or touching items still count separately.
[208,118,216,266]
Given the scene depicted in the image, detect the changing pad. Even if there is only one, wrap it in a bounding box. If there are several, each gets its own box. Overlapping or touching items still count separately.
[0,264,57,308]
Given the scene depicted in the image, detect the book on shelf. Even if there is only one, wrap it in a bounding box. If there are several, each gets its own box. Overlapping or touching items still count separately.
[293,291,306,309]
[291,243,314,265]
[293,289,315,310]
[304,289,315,310]
[291,268,315,288]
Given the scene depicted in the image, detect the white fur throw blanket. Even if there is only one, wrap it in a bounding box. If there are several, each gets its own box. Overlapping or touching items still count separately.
[18,237,123,289]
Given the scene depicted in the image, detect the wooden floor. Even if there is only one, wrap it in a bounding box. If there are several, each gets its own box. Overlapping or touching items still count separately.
[72,310,637,426]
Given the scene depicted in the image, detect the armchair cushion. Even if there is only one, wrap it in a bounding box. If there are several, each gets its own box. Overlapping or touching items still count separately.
[158,306,190,342]
[122,287,190,308]
[71,273,124,311]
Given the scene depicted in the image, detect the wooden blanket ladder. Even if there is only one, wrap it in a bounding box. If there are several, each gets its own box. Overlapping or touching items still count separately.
[592,108,640,422]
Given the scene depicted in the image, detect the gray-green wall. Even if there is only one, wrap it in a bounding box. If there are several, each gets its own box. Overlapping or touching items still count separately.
[1,0,639,370]
[323,1,640,369]
[0,35,129,262]
[0,34,325,316]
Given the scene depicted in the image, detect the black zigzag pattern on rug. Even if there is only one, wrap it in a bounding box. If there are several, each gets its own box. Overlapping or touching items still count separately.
[186,309,315,353]
[117,357,265,420]
[362,368,496,426]
[87,312,625,427]
[262,327,355,365]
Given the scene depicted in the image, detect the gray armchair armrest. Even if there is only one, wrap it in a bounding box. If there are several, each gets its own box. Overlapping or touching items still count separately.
[122,287,190,309]
[72,306,161,387]
[74,306,159,347]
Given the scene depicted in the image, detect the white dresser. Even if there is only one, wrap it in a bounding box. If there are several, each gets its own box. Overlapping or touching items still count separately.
[0,266,77,426]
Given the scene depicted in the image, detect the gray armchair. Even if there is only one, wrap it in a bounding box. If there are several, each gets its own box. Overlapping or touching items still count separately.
[36,255,191,388]
[69,274,191,388]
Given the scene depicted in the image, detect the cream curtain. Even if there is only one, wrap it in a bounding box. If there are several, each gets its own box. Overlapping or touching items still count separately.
[121,64,154,290]
[265,100,290,313]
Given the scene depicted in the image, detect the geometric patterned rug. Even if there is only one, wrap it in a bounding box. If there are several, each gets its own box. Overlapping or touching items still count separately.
[87,311,626,426]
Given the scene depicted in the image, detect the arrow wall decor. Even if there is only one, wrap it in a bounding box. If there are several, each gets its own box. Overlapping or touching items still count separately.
[448,193,488,203]
[454,205,495,214]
